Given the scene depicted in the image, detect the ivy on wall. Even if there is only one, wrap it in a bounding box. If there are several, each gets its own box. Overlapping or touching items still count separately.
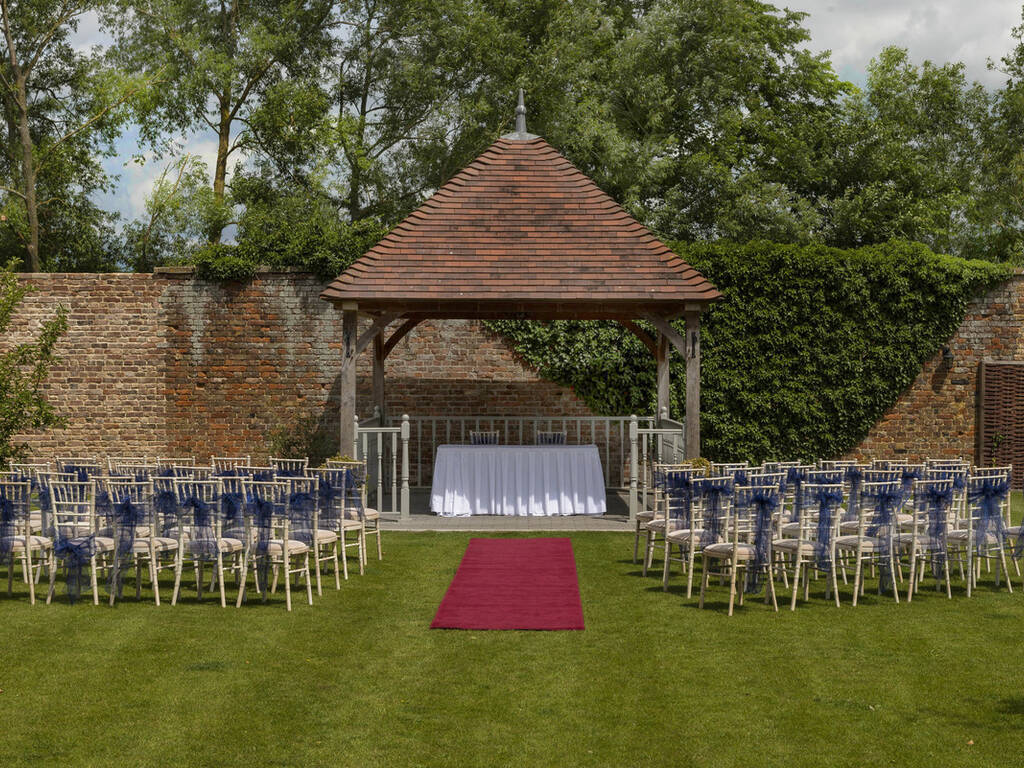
[487,240,1011,462]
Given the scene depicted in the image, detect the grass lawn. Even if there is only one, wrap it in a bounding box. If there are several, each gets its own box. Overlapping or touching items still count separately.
[3,516,1024,766]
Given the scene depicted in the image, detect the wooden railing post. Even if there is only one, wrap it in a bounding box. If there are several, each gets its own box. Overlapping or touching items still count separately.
[400,414,410,520]
[629,414,639,523]
[352,414,359,458]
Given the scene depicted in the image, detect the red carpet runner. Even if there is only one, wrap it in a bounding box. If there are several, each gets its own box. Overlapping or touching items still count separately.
[430,538,585,630]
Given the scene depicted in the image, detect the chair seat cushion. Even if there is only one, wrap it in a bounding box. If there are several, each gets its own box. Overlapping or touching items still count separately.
[636,511,655,523]
[772,539,817,555]
[345,507,379,521]
[1005,525,1024,537]
[644,519,667,532]
[703,542,757,560]
[187,537,243,554]
[834,535,884,551]
[314,529,339,545]
[132,536,178,553]
[56,535,116,556]
[1,534,51,551]
[947,529,1004,546]
[666,528,704,543]
[268,539,309,555]
[894,533,934,548]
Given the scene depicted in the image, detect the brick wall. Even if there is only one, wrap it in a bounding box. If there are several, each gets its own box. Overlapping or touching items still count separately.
[5,269,594,462]
[850,272,1024,462]
[8,269,1024,466]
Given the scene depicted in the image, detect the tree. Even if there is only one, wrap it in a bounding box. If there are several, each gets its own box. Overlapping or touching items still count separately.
[106,0,336,243]
[981,10,1024,262]
[120,154,214,271]
[0,258,67,463]
[608,0,850,244]
[0,0,149,271]
[825,47,994,256]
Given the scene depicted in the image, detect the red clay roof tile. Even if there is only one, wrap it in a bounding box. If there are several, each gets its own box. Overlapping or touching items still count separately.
[320,136,720,312]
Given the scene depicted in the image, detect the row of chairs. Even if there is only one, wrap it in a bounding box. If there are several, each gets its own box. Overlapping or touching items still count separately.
[1,457,381,610]
[634,458,1016,614]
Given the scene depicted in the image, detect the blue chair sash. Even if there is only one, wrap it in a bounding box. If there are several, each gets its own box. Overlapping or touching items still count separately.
[969,478,1010,555]
[740,488,778,594]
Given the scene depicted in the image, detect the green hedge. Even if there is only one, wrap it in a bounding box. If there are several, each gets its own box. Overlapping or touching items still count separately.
[488,241,1011,462]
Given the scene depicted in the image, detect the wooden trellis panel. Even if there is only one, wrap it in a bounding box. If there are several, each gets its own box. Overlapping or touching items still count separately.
[978,361,1024,487]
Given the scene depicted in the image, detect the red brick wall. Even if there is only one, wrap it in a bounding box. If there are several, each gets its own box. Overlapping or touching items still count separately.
[9,268,1023,465]
[849,272,1024,462]
[6,269,594,461]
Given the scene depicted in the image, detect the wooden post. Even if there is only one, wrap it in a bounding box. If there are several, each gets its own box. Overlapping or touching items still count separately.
[373,333,386,424]
[684,310,701,458]
[339,303,358,456]
[400,414,410,520]
[628,414,639,523]
[656,332,670,423]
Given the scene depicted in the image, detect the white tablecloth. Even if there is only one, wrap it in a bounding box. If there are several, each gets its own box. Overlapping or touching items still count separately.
[430,444,607,517]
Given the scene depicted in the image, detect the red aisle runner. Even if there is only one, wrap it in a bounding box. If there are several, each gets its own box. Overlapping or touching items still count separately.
[430,537,585,631]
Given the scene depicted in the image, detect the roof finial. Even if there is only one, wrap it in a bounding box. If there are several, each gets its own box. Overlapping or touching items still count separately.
[515,89,527,134]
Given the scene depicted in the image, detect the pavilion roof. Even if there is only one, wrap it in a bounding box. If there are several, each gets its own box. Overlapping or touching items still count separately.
[320,135,720,319]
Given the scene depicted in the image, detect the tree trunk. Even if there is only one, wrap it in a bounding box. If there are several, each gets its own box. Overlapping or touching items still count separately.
[14,74,39,271]
[210,100,232,244]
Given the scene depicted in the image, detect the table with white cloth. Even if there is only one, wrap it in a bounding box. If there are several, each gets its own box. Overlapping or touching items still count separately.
[429,444,607,517]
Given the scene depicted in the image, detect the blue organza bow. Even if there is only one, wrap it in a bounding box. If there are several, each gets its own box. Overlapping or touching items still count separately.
[901,466,923,494]
[844,466,864,522]
[786,467,807,522]
[733,469,749,486]
[865,485,903,593]
[220,492,245,528]
[182,495,218,559]
[154,488,179,523]
[0,494,15,559]
[247,494,276,597]
[55,535,96,604]
[699,479,733,547]
[287,491,316,545]
[317,481,342,525]
[665,473,695,529]
[810,487,844,571]
[743,489,778,594]
[969,478,1009,555]
[109,496,146,598]
[922,484,953,576]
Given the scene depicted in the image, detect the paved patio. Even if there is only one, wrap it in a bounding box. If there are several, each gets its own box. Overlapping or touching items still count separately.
[377,489,631,531]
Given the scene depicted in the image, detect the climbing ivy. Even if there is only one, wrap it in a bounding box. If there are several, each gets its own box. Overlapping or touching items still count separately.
[487,240,1011,462]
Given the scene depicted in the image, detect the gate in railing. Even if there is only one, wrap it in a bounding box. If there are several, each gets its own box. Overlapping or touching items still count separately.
[354,413,685,521]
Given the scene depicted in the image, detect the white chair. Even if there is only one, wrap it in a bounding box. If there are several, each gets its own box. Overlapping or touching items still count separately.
[284,475,339,595]
[270,457,309,477]
[331,460,380,567]
[536,431,566,445]
[773,482,843,610]
[835,480,902,605]
[469,431,499,445]
[171,478,243,607]
[659,466,706,592]
[46,480,115,605]
[699,484,780,615]
[236,479,313,610]
[947,472,1013,597]
[309,467,363,582]
[97,477,178,606]
[896,477,954,601]
[0,477,52,604]
[211,456,251,474]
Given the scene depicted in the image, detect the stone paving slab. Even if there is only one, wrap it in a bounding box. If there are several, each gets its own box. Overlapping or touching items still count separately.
[378,489,632,532]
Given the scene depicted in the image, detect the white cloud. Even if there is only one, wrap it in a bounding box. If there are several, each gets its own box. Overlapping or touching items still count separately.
[791,0,1022,87]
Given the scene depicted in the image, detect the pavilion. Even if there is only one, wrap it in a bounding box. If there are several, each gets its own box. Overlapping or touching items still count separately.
[320,94,720,470]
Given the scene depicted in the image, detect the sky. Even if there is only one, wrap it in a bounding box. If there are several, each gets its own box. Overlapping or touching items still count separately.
[81,1,1024,225]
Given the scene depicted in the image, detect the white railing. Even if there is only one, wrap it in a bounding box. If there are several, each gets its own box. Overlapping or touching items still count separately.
[630,415,687,518]
[354,412,684,522]
[353,414,410,519]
